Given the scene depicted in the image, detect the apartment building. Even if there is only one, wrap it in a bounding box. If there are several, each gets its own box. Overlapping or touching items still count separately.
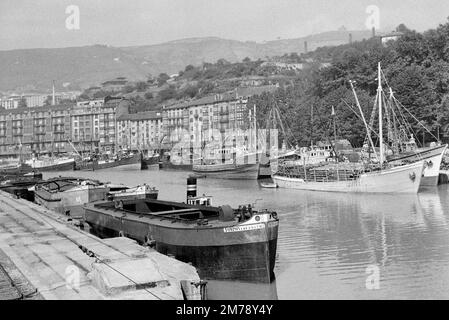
[0,105,71,156]
[0,98,121,157]
[116,111,163,150]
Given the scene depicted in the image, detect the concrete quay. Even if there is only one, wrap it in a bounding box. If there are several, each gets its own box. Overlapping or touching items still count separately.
[0,191,202,300]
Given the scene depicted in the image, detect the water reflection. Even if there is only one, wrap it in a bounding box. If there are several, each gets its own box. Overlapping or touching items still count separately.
[46,169,449,299]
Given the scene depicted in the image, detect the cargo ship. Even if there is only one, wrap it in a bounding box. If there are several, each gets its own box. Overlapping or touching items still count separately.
[76,152,141,171]
[83,178,279,283]
[25,156,75,171]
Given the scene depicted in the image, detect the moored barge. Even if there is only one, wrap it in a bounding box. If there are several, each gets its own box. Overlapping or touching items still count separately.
[83,194,279,283]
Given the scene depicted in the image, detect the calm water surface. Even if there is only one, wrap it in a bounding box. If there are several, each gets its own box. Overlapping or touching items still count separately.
[46,167,449,300]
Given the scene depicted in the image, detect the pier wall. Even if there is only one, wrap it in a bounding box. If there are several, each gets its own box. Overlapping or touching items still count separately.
[0,191,201,300]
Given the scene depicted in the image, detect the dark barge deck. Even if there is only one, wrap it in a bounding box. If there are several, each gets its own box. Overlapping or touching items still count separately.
[83,198,279,283]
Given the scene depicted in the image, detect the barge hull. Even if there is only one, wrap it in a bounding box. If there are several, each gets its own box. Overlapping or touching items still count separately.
[84,206,278,283]
[89,224,277,283]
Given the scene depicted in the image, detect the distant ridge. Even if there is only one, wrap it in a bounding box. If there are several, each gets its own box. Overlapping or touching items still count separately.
[0,30,373,92]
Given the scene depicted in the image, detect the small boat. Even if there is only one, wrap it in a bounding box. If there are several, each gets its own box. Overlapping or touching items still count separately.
[107,183,159,201]
[34,177,109,218]
[158,152,193,170]
[0,172,43,201]
[0,162,35,175]
[260,181,278,189]
[25,156,75,171]
[83,181,279,283]
[141,153,160,170]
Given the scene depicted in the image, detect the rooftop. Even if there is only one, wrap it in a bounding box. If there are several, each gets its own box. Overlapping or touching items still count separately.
[164,85,278,110]
[117,110,162,121]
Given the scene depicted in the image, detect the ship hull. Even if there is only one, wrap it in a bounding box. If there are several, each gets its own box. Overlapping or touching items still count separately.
[35,185,109,218]
[84,204,278,283]
[29,159,75,172]
[273,161,424,194]
[0,163,35,175]
[141,155,160,170]
[193,163,259,180]
[388,145,447,187]
[77,153,141,171]
[159,162,193,171]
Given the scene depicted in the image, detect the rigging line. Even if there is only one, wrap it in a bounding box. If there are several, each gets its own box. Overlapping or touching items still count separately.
[310,103,339,159]
[273,100,299,147]
[388,95,411,149]
[393,95,439,140]
[390,94,415,141]
[392,95,425,145]
[380,68,439,141]
[341,99,381,140]
[275,106,296,146]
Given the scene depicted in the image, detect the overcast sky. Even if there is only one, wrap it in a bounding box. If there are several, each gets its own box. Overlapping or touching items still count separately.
[1,0,448,50]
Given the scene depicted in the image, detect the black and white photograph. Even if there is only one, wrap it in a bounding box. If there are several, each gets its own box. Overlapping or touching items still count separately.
[1,0,449,307]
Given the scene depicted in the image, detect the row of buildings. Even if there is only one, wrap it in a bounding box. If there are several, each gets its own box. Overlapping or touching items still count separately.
[0,86,277,157]
[0,92,80,109]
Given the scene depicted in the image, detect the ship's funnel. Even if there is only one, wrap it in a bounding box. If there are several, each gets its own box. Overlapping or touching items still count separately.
[187,177,197,200]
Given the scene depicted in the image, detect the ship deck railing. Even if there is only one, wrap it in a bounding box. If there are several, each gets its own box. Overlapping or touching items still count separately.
[102,205,211,224]
[275,165,364,182]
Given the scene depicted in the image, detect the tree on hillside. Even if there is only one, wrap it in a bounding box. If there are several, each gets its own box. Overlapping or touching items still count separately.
[144,91,154,100]
[135,81,148,92]
[158,85,177,101]
[146,73,155,85]
[185,64,195,72]
[157,73,170,87]
[123,85,135,94]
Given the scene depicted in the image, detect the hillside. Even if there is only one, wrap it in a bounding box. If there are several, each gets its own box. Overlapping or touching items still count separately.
[0,30,373,93]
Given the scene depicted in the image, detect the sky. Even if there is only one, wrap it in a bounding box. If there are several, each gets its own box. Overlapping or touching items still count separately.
[1,0,448,50]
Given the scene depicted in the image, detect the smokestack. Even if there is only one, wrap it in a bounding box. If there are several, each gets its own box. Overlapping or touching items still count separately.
[187,176,197,200]
[349,33,353,44]
[304,41,308,54]
[52,80,56,106]
[372,27,376,38]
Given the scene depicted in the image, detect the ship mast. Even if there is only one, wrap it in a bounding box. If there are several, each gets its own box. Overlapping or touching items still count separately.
[349,80,378,162]
[378,62,384,165]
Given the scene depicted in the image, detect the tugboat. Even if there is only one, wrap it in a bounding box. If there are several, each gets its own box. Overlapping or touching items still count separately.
[83,177,279,283]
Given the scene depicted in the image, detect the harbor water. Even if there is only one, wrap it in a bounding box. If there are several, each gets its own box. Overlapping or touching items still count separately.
[46,168,449,300]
